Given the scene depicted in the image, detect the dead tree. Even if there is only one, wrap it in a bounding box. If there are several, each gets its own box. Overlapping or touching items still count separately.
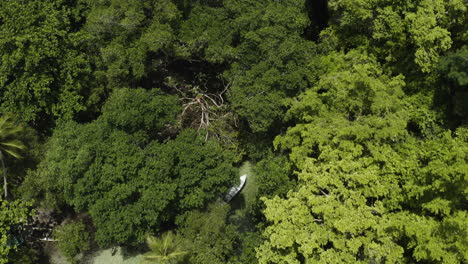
[176,83,238,142]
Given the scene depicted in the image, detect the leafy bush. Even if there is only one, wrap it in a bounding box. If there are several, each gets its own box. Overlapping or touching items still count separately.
[54,220,90,264]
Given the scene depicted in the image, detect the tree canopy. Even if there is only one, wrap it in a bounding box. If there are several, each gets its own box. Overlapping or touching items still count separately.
[0,0,92,123]
[0,200,31,264]
[1,0,467,262]
[256,50,468,263]
[22,88,237,246]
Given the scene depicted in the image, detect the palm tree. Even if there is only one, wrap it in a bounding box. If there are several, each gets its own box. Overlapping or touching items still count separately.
[141,231,188,264]
[0,114,25,200]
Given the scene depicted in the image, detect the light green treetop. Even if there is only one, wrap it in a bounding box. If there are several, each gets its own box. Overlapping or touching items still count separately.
[257,51,468,263]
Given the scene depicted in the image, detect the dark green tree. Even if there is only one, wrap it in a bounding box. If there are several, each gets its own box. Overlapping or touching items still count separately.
[100,88,180,137]
[54,220,91,264]
[0,0,93,123]
[438,45,468,118]
[23,88,237,246]
[81,0,181,88]
[179,0,316,133]
[178,202,238,264]
[254,154,294,200]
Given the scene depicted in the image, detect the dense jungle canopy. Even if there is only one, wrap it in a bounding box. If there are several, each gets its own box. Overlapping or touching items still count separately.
[0,0,467,263]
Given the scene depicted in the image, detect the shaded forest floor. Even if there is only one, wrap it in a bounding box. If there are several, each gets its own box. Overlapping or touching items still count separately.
[229,161,258,232]
[44,243,143,264]
[231,161,256,212]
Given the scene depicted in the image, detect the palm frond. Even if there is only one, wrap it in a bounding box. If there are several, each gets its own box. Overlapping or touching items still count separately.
[0,117,8,128]
[0,115,25,160]
[1,140,26,150]
[167,251,188,258]
[1,148,23,159]
[142,231,188,264]
[142,254,166,260]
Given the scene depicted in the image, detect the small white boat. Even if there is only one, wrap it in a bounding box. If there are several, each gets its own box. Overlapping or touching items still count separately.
[224,174,247,202]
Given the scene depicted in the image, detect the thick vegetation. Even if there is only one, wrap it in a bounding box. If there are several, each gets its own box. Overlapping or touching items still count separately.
[0,0,467,263]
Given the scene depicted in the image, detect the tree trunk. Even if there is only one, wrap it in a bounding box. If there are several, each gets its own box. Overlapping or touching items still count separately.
[1,152,7,200]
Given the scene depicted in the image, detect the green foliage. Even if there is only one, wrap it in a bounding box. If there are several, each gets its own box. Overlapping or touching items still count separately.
[54,220,90,264]
[180,0,316,132]
[24,88,237,246]
[81,0,180,87]
[22,88,178,208]
[252,154,295,216]
[178,4,236,63]
[257,50,408,263]
[101,88,180,136]
[178,202,238,264]
[229,231,262,264]
[0,115,26,161]
[225,0,316,132]
[0,199,32,264]
[278,50,407,168]
[255,155,294,200]
[439,45,468,88]
[257,50,468,263]
[144,130,238,211]
[142,231,187,264]
[386,134,468,263]
[8,124,41,199]
[6,246,40,264]
[326,0,466,73]
[6,0,468,262]
[455,126,468,141]
[0,115,26,200]
[0,0,93,122]
[437,45,468,119]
